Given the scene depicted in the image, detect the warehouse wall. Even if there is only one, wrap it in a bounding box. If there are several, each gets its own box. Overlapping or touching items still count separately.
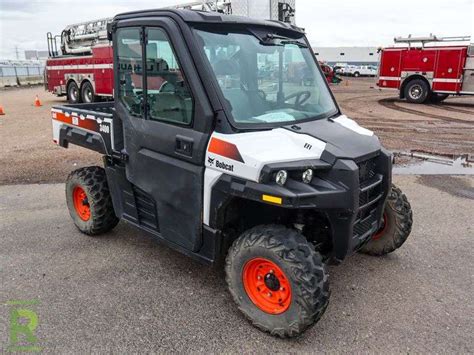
[314,46,380,66]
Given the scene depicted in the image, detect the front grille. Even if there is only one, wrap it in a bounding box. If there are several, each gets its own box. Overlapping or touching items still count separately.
[354,212,377,237]
[359,180,383,207]
[353,157,384,241]
[358,158,377,184]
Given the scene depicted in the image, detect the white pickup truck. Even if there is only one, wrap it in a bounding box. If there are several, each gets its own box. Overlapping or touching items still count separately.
[344,65,378,77]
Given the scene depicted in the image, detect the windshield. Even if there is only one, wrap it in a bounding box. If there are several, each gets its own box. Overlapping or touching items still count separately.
[194,28,338,128]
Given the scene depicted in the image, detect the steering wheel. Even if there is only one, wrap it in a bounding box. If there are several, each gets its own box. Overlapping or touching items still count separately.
[283,90,311,108]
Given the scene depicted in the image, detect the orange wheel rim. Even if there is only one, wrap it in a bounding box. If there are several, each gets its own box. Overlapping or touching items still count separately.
[242,258,292,314]
[372,212,388,240]
[72,186,90,221]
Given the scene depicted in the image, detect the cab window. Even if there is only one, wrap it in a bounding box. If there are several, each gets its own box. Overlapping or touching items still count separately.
[146,28,193,125]
[117,28,143,117]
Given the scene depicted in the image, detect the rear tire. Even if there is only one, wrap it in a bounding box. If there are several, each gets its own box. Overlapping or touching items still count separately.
[81,81,95,103]
[359,184,413,256]
[225,225,330,337]
[66,166,119,235]
[404,79,430,104]
[67,81,81,104]
[353,72,360,77]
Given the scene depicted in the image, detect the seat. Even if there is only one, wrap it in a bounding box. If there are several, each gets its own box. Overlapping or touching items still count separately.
[150,92,188,124]
[212,59,270,122]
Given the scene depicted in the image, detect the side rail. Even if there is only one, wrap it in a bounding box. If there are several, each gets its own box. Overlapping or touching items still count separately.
[51,105,114,155]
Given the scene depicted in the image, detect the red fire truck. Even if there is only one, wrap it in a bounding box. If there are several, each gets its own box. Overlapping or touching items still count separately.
[45,0,297,103]
[377,35,473,103]
[45,18,113,103]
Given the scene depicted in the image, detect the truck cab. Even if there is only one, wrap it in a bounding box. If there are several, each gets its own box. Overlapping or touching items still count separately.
[52,9,412,337]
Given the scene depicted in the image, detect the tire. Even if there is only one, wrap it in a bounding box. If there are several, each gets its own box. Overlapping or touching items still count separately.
[225,225,330,337]
[67,81,81,104]
[65,166,119,235]
[430,93,449,103]
[404,79,430,104]
[353,72,360,77]
[359,184,413,256]
[81,81,95,103]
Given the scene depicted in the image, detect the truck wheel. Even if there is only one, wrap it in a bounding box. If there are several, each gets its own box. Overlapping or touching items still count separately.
[65,166,119,235]
[67,81,81,104]
[430,93,449,103]
[225,225,330,337]
[404,79,430,103]
[81,81,95,103]
[359,184,413,256]
[353,71,360,77]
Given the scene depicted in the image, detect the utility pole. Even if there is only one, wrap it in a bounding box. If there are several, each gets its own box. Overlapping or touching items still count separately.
[14,46,20,60]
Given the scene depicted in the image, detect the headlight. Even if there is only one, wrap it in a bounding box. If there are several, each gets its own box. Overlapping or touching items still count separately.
[275,170,288,186]
[302,169,313,184]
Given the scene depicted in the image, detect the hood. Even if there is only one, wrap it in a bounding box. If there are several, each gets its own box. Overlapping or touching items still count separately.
[205,115,380,182]
[284,115,381,162]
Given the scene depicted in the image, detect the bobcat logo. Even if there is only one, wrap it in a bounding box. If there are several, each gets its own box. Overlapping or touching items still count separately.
[207,157,215,166]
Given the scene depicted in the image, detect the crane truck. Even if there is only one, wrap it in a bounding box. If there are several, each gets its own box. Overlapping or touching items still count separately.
[45,0,295,103]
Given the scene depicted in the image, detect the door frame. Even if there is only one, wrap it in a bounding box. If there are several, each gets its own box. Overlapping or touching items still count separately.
[112,18,214,252]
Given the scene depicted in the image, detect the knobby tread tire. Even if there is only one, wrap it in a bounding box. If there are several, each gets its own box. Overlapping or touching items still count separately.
[66,166,119,235]
[225,225,330,338]
[360,184,413,256]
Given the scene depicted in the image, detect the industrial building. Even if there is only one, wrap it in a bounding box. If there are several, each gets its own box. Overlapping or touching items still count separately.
[314,46,380,66]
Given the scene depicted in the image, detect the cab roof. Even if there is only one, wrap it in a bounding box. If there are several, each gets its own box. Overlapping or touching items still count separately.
[113,8,304,34]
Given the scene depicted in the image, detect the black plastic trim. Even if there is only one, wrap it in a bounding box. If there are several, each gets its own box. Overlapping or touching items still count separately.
[208,151,392,262]
[59,126,107,154]
[104,160,222,264]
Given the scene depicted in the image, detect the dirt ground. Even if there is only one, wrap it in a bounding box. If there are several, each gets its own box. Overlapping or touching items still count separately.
[332,78,474,156]
[0,80,473,185]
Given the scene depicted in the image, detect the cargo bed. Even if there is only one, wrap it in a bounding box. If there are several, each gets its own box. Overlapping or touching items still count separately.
[51,102,116,155]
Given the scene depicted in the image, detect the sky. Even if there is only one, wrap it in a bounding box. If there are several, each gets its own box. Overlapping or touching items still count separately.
[0,0,472,60]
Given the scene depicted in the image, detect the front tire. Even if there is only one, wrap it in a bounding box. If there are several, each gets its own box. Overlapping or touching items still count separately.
[405,79,430,103]
[353,72,360,77]
[359,184,413,256]
[225,225,330,337]
[66,166,119,235]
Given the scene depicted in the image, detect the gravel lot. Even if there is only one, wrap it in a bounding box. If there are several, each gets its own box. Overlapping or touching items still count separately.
[0,81,473,185]
[332,78,474,156]
[0,176,473,352]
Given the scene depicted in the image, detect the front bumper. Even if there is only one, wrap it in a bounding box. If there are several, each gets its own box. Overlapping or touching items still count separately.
[209,149,392,263]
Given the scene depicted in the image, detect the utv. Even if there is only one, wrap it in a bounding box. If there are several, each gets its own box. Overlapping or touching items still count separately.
[51,9,413,337]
